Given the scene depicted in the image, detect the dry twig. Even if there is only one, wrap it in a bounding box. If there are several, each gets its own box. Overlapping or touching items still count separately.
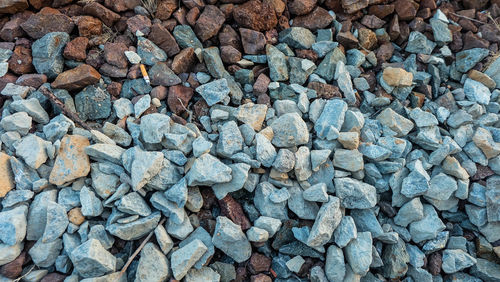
[141,0,158,17]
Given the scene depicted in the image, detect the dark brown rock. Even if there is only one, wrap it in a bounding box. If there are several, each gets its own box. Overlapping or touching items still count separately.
[74,16,102,37]
[8,46,33,75]
[151,85,168,100]
[368,4,395,19]
[149,23,180,57]
[20,7,74,39]
[394,0,418,21]
[171,47,196,74]
[240,28,266,55]
[0,252,25,279]
[0,74,17,92]
[295,49,318,61]
[63,37,89,61]
[183,0,205,9]
[51,64,101,91]
[186,7,200,26]
[16,74,47,88]
[107,81,122,98]
[127,64,142,79]
[358,28,377,50]
[219,25,241,50]
[28,0,52,10]
[127,14,152,35]
[104,0,141,12]
[40,273,66,282]
[220,45,242,64]
[194,5,226,42]
[463,0,489,10]
[85,49,104,69]
[287,0,317,15]
[156,0,178,20]
[341,0,369,14]
[0,18,26,42]
[420,0,436,9]
[248,253,271,274]
[292,7,333,31]
[253,73,270,94]
[337,31,359,49]
[472,165,495,181]
[307,81,342,99]
[233,0,277,31]
[463,31,490,50]
[83,2,121,27]
[479,24,500,43]
[427,252,442,276]
[218,194,251,230]
[168,85,193,115]
[104,42,128,68]
[376,42,394,63]
[0,0,28,14]
[361,15,386,29]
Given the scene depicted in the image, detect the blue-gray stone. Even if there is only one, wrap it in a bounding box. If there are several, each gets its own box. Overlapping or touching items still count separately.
[334,216,357,248]
[325,245,345,281]
[32,32,70,78]
[116,192,151,216]
[442,249,477,274]
[382,237,409,279]
[456,48,490,73]
[107,211,161,241]
[29,238,63,267]
[212,216,251,263]
[0,205,27,246]
[314,99,347,140]
[279,27,315,49]
[173,25,203,50]
[70,238,116,278]
[358,143,392,161]
[334,177,377,209]
[266,44,288,81]
[430,18,452,44]
[312,41,338,58]
[306,196,342,248]
[179,227,214,269]
[314,48,345,82]
[406,244,425,268]
[485,55,500,87]
[409,204,446,243]
[195,78,230,106]
[422,231,449,254]
[254,182,289,220]
[137,37,167,66]
[75,85,111,121]
[394,197,424,227]
[405,31,436,55]
[120,79,152,99]
[287,184,319,220]
[345,232,373,275]
[41,202,68,243]
[80,186,103,217]
[350,209,384,238]
[1,190,34,209]
[464,78,491,105]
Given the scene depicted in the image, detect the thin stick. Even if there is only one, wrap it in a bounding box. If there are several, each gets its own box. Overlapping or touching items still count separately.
[450,12,486,24]
[13,265,35,282]
[115,217,166,282]
[39,86,93,131]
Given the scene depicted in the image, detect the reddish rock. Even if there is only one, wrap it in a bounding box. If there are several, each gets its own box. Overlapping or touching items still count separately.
[295,49,318,61]
[104,0,141,12]
[463,0,489,10]
[40,273,66,282]
[0,0,28,14]
[74,16,102,37]
[408,17,425,33]
[218,194,251,230]
[287,0,317,15]
[233,0,278,31]
[104,42,128,68]
[257,93,271,106]
[171,47,196,74]
[220,45,242,64]
[52,64,101,91]
[394,0,419,21]
[376,42,394,63]
[458,18,478,33]
[172,7,188,26]
[248,253,271,274]
[239,28,265,55]
[156,0,178,20]
[463,31,490,50]
[183,0,205,9]
[449,29,463,53]
[307,81,341,99]
[149,23,180,57]
[0,252,25,279]
[8,46,33,75]
[472,165,495,181]
[236,266,248,282]
[341,0,369,14]
[167,85,193,115]
[151,85,168,100]
[278,15,290,30]
[85,49,104,69]
[186,7,200,26]
[292,7,333,30]
[127,14,152,35]
[479,24,500,44]
[428,252,442,275]
[20,7,74,39]
[420,0,436,9]
[194,5,226,42]
[253,73,270,94]
[219,25,241,50]
[127,64,141,79]
[0,74,17,92]
[251,274,272,282]
[0,18,26,42]
[395,21,410,45]
[16,74,47,88]
[193,99,209,119]
[416,8,432,19]
[361,15,386,29]
[368,4,395,19]
[83,2,121,27]
[106,81,122,98]
[99,64,128,78]
[337,31,359,49]
[63,37,89,61]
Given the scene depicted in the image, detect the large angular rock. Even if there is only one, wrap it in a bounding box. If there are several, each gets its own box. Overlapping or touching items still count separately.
[21,9,74,39]
[270,113,309,147]
[213,163,250,200]
[51,64,101,91]
[195,79,230,106]
[75,85,111,121]
[266,44,288,81]
[135,243,169,282]
[69,239,116,278]
[186,153,232,186]
[325,245,346,281]
[171,239,207,280]
[254,182,289,220]
[212,216,252,263]
[409,204,446,243]
[306,196,342,248]
[32,32,70,79]
[345,232,373,275]
[0,152,15,198]
[15,134,48,169]
[0,205,27,246]
[314,99,347,140]
[129,149,163,191]
[49,135,90,186]
[382,237,409,278]
[377,108,414,137]
[106,212,161,241]
[0,0,28,14]
[334,178,377,209]
[442,249,477,274]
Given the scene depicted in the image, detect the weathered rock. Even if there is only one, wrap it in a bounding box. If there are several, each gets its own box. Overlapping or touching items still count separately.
[69,239,116,278]
[135,243,169,282]
[51,64,101,91]
[212,216,252,263]
[171,239,207,280]
[32,32,69,79]
[345,232,373,275]
[334,177,377,209]
[306,196,342,248]
[270,112,309,147]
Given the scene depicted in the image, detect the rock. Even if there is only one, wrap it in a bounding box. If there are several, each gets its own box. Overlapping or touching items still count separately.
[325,245,345,281]
[212,216,251,263]
[0,205,27,246]
[69,239,116,278]
[150,23,180,57]
[333,149,364,172]
[405,31,436,55]
[171,239,207,280]
[168,85,193,116]
[29,238,62,267]
[195,78,230,106]
[75,85,111,121]
[279,27,315,49]
[409,204,445,243]
[464,78,491,105]
[442,249,477,274]
[233,0,277,31]
[210,262,236,282]
[135,243,169,282]
[266,44,288,82]
[293,7,333,30]
[247,227,269,243]
[85,143,125,165]
[187,153,232,186]
[345,232,373,275]
[32,32,70,79]
[383,67,413,87]
[286,255,305,273]
[8,46,34,75]
[107,212,161,241]
[314,99,347,140]
[51,64,101,91]
[83,2,120,27]
[80,186,103,217]
[149,62,181,86]
[270,112,309,147]
[471,258,500,282]
[0,0,28,14]
[129,149,163,191]
[456,48,490,73]
[173,25,203,50]
[10,98,49,124]
[213,163,250,199]
[401,163,430,198]
[306,196,342,248]
[185,267,221,281]
[15,134,48,169]
[333,215,357,248]
[240,28,266,55]
[0,153,15,198]
[1,83,30,99]
[394,198,424,227]
[21,8,74,39]
[140,113,171,144]
[334,177,377,209]
[485,56,500,88]
[0,243,23,266]
[303,183,328,203]
[41,202,68,243]
[137,37,167,66]
[382,237,409,278]
[194,5,225,42]
[377,108,414,137]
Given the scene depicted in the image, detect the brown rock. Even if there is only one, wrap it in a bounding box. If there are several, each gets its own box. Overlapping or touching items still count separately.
[194,5,226,42]
[156,0,178,20]
[0,0,28,14]
[220,45,242,64]
[361,15,386,29]
[127,15,152,35]
[74,16,102,38]
[168,85,193,115]
[186,7,200,26]
[295,49,317,61]
[103,42,128,68]
[233,0,278,31]
[0,252,25,278]
[219,25,241,50]
[83,2,121,27]
[251,274,272,282]
[0,152,14,198]
[63,37,88,61]
[337,31,359,49]
[408,17,425,33]
[479,24,500,43]
[463,0,489,10]
[171,47,196,74]
[20,7,74,39]
[394,0,418,21]
[8,46,33,75]
[0,74,17,92]
[106,81,122,98]
[264,0,285,16]
[239,28,265,55]
[463,31,490,50]
[292,7,333,31]
[49,135,91,186]
[449,29,463,53]
[383,67,413,87]
[100,63,128,78]
[68,207,85,225]
[51,64,101,91]
[469,70,496,90]
[1,18,26,42]
[253,73,270,94]
[368,4,395,19]
[376,42,394,63]
[307,81,341,99]
[183,0,205,9]
[420,0,436,9]
[149,23,180,57]
[104,0,141,12]
[29,0,52,10]
[151,85,168,100]
[248,253,271,274]
[16,74,47,88]
[427,252,442,275]
[257,93,271,106]
[287,0,317,15]
[341,0,369,14]
[40,273,66,282]
[395,21,410,45]
[458,18,478,33]
[218,194,251,230]
[278,15,290,30]
[416,7,432,19]
[172,7,188,26]
[358,28,377,50]
[127,64,141,79]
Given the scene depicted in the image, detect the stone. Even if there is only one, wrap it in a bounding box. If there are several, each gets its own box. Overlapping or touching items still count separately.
[15,134,47,169]
[107,212,161,241]
[464,78,491,105]
[140,113,171,144]
[470,258,500,281]
[41,202,68,243]
[240,28,266,55]
[213,163,250,199]
[32,32,70,79]
[394,198,424,227]
[187,153,232,186]
[383,67,413,87]
[171,239,208,280]
[314,99,347,140]
[266,44,288,82]
[217,121,243,158]
[29,238,62,267]
[377,108,414,137]
[10,98,49,124]
[195,78,230,106]
[194,5,225,42]
[405,31,436,55]
[80,186,103,217]
[21,8,74,39]
[409,204,445,243]
[69,239,116,278]
[270,112,309,147]
[149,62,181,86]
[135,243,169,282]
[185,267,221,281]
[232,0,277,31]
[8,46,34,75]
[0,205,27,246]
[137,37,167,66]
[279,27,315,49]
[129,149,163,191]
[334,216,357,248]
[441,249,477,274]
[212,216,251,263]
[52,64,101,92]
[235,103,267,131]
[75,85,111,121]
[325,245,345,282]
[303,183,328,203]
[306,196,342,248]
[247,227,269,243]
[382,237,409,278]
[0,153,15,198]
[401,167,430,198]
[286,255,305,273]
[0,0,28,14]
[85,143,125,165]
[333,149,364,172]
[168,85,193,116]
[1,83,30,98]
[345,232,373,275]
[485,56,500,88]
[334,177,377,209]
[456,48,490,73]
